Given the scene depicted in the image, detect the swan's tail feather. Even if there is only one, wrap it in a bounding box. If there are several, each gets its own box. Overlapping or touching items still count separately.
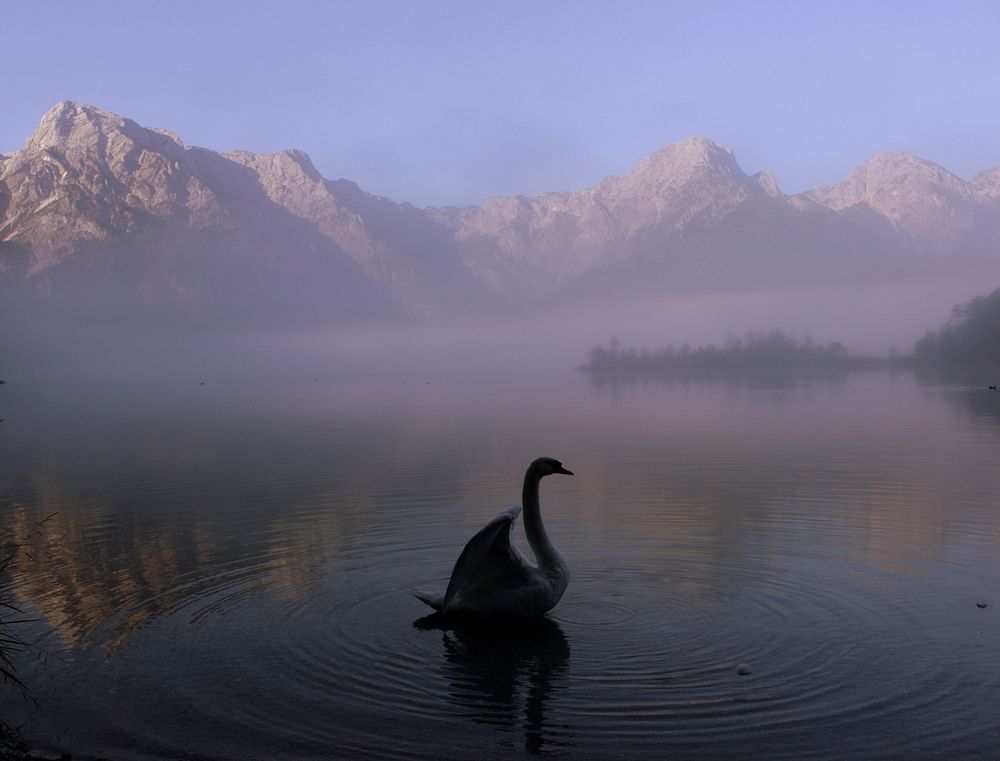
[414,592,445,612]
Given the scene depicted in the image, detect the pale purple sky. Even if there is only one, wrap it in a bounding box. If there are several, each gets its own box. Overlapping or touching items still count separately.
[4,0,1000,207]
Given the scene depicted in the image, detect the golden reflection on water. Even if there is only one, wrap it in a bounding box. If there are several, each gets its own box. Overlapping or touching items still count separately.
[3,474,380,650]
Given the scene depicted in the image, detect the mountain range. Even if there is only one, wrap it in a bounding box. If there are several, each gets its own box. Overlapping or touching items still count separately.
[3,101,999,322]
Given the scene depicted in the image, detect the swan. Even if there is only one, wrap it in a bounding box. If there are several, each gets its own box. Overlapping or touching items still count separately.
[416,457,573,619]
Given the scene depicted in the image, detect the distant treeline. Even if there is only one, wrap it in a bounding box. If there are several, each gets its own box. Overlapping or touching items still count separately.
[913,286,1000,366]
[584,285,1000,377]
[585,331,882,376]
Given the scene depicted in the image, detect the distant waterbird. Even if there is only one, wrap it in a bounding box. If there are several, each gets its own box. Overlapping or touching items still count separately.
[416,457,573,619]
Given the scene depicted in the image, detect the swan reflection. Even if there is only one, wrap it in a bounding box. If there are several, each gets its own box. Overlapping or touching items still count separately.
[415,614,570,754]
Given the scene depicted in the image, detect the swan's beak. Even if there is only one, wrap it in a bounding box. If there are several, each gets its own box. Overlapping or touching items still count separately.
[556,465,574,476]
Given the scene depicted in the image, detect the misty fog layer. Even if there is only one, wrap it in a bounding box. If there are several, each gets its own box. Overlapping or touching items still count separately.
[5,271,997,383]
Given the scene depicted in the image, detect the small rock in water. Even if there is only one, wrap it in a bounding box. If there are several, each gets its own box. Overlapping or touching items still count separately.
[976,601,988,609]
[736,663,752,676]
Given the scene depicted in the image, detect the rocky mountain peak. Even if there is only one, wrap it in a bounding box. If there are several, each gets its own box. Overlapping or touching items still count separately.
[23,100,184,161]
[812,150,969,212]
[971,165,1000,200]
[226,147,323,185]
[150,127,184,147]
[751,169,782,198]
[281,149,322,181]
[628,137,744,185]
[801,150,982,244]
[858,150,965,186]
[29,101,123,148]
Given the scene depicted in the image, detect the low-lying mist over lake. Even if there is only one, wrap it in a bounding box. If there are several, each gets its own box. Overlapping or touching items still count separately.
[6,271,996,384]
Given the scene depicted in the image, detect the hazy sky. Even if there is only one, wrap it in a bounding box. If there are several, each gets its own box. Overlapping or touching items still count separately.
[4,0,1000,207]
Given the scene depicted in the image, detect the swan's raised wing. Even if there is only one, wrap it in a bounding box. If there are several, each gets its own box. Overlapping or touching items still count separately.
[444,506,526,613]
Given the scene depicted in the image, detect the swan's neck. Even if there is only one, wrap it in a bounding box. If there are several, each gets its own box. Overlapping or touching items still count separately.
[522,469,566,575]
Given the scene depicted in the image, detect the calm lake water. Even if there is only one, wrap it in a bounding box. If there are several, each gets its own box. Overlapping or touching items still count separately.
[1,369,999,759]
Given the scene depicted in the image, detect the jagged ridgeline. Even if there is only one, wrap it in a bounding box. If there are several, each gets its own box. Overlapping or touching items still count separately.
[3,101,1000,323]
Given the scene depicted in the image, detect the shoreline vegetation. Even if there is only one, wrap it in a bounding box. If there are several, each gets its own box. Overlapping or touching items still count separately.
[581,331,898,379]
[1,517,53,760]
[912,286,1000,366]
[1,543,31,759]
[581,287,1000,380]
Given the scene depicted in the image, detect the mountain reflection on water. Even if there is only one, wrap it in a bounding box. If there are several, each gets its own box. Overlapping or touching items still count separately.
[1,370,999,760]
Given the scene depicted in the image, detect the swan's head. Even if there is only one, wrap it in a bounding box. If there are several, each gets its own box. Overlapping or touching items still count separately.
[532,457,574,477]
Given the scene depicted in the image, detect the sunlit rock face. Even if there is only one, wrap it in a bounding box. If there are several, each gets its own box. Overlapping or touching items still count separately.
[1,102,227,273]
[804,151,998,251]
[438,141,1000,299]
[0,102,478,318]
[2,102,1000,320]
[431,137,760,291]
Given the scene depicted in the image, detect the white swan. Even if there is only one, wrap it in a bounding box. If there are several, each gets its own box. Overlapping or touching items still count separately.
[416,457,573,619]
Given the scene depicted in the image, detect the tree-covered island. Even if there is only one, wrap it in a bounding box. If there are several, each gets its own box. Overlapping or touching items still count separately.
[582,331,884,378]
[582,286,1000,379]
